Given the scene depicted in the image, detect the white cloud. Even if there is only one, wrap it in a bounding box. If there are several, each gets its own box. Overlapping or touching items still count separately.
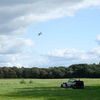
[43,34,100,66]
[0,0,100,35]
[0,35,34,67]
[96,34,100,44]
[0,35,33,54]
[44,47,99,66]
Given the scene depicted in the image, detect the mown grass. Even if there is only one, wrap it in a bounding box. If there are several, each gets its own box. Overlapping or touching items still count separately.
[0,79,100,100]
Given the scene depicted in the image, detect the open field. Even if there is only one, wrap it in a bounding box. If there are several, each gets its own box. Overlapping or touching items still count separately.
[0,79,100,100]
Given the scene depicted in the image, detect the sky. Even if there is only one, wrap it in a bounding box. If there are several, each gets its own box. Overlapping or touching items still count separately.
[0,0,100,67]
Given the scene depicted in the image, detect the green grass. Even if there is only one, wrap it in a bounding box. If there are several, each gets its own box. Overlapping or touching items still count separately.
[0,79,100,100]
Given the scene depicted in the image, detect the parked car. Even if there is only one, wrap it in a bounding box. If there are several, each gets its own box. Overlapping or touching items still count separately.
[61,79,84,89]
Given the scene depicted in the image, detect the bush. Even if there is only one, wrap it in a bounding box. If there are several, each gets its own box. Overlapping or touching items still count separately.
[29,80,33,84]
[20,79,26,84]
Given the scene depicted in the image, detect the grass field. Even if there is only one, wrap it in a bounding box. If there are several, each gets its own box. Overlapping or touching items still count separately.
[0,79,100,100]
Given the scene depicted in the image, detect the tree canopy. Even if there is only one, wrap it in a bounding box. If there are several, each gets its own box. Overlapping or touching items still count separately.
[0,63,100,78]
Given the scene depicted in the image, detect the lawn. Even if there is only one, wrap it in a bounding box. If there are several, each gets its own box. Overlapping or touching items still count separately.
[0,79,100,100]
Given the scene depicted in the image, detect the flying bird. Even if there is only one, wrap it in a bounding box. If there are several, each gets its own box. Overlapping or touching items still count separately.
[38,32,42,36]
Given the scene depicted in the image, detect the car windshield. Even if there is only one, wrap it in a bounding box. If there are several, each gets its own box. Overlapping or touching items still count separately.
[67,79,76,83]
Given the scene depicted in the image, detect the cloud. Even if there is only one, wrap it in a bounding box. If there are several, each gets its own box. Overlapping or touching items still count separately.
[44,47,99,66]
[0,35,33,54]
[0,0,100,35]
[0,35,34,67]
[41,34,100,66]
[96,34,100,44]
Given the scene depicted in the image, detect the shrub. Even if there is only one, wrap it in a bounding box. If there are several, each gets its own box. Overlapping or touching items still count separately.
[29,80,33,84]
[20,79,26,84]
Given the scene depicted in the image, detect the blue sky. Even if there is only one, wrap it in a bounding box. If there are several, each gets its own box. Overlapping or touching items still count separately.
[0,0,100,67]
[29,8,100,51]
[26,8,100,67]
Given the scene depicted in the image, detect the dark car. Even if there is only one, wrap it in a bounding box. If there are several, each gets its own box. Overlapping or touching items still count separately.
[61,79,84,89]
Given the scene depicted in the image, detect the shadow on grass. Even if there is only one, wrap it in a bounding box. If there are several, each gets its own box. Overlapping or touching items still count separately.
[1,86,100,100]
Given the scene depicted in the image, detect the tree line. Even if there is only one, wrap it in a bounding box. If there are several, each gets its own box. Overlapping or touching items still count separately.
[0,63,100,78]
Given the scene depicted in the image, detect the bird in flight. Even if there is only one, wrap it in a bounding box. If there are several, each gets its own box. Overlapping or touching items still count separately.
[38,32,42,36]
